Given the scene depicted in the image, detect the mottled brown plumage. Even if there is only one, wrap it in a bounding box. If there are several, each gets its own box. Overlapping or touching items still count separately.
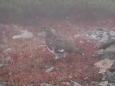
[42,27,83,59]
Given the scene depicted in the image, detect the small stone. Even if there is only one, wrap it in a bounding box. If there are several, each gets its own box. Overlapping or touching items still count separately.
[24,84,34,86]
[79,41,86,44]
[98,69,106,74]
[45,67,58,73]
[3,48,13,53]
[41,83,55,86]
[74,34,81,38]
[62,82,71,86]
[70,81,81,86]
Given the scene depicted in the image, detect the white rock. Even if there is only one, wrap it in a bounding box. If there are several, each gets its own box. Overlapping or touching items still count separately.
[94,58,114,69]
[41,83,55,86]
[45,67,58,73]
[12,30,34,39]
[74,34,81,38]
[98,69,106,74]
[70,81,81,86]
[109,31,115,37]
[3,48,13,53]
[97,81,108,86]
[62,82,71,86]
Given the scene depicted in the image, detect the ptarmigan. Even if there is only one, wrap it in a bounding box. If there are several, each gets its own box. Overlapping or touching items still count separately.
[42,27,84,59]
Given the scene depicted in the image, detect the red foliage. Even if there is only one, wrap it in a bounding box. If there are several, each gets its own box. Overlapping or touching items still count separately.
[0,18,115,86]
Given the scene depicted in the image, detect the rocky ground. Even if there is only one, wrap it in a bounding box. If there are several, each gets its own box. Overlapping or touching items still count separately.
[0,17,115,86]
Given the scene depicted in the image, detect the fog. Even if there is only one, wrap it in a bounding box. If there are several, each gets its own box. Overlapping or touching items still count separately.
[0,0,115,86]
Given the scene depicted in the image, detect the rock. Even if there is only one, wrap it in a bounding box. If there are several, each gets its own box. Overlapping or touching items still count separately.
[98,69,106,74]
[3,48,13,53]
[74,34,81,38]
[99,32,110,42]
[94,39,115,50]
[12,30,34,39]
[97,81,108,86]
[94,58,114,69]
[98,69,107,80]
[45,67,58,73]
[70,81,81,86]
[104,45,115,53]
[84,28,115,43]
[24,84,34,86]
[41,83,55,86]
[0,81,7,86]
[108,63,115,72]
[62,82,71,86]
[95,51,115,60]
[108,83,115,86]
[109,31,115,37]
[85,28,107,41]
[107,72,115,83]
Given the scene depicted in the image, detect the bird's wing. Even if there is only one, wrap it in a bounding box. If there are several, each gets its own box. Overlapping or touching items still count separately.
[47,35,76,53]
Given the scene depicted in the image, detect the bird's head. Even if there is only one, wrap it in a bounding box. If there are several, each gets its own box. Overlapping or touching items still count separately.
[38,27,55,37]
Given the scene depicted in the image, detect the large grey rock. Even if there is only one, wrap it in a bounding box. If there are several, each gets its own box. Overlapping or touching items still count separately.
[85,28,110,42]
[94,40,115,50]
[107,72,115,83]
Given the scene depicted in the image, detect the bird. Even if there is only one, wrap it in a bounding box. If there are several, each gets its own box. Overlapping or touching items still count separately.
[41,27,84,59]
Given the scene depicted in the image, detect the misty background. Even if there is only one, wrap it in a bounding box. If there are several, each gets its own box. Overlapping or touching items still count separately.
[0,0,115,25]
